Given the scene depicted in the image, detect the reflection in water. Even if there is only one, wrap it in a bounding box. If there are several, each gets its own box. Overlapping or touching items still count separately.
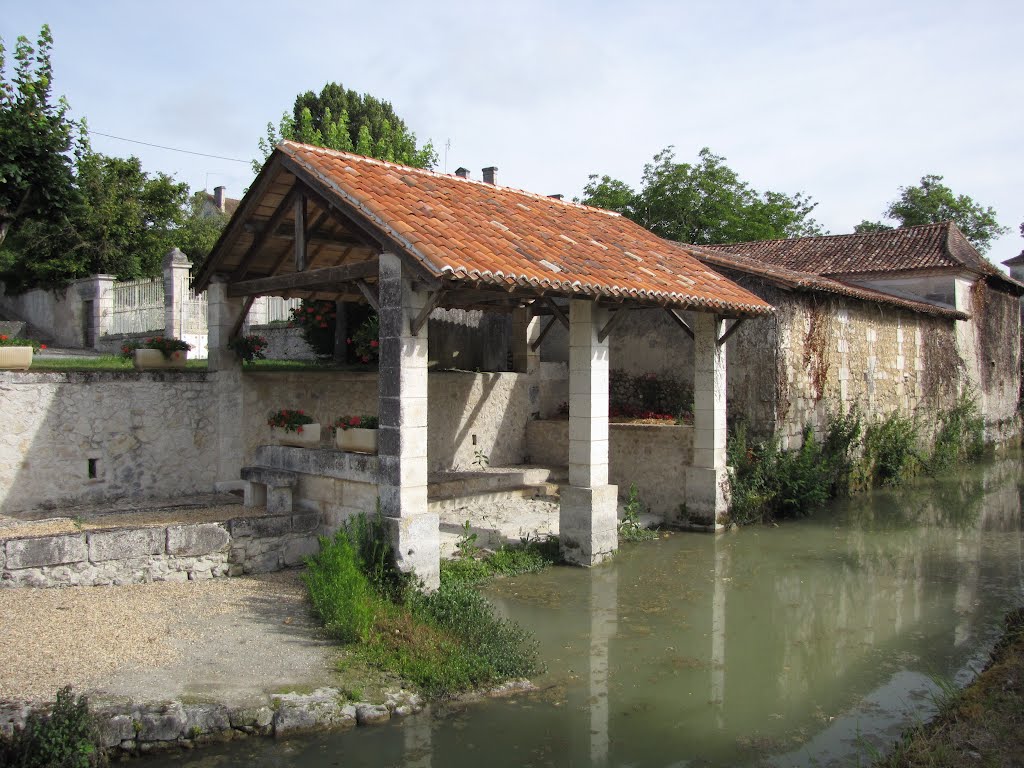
[150,454,1023,768]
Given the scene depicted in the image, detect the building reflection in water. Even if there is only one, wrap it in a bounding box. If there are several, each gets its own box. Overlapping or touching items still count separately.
[589,566,617,765]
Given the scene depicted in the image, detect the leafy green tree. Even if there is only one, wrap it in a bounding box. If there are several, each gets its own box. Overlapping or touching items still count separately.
[854,175,1008,253]
[176,190,228,272]
[1,148,192,289]
[254,82,437,172]
[581,147,823,245]
[0,25,77,248]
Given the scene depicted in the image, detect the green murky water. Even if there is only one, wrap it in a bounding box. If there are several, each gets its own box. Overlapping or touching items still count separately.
[152,455,1023,767]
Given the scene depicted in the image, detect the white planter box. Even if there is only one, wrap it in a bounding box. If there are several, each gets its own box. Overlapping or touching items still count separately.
[271,423,321,447]
[0,346,33,370]
[335,427,378,454]
[133,349,187,370]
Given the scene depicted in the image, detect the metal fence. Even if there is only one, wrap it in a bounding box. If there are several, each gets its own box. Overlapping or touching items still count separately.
[110,278,164,334]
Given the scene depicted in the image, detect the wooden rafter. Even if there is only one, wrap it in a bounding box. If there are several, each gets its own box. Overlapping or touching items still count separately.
[355,279,379,312]
[530,316,558,352]
[231,186,301,281]
[544,296,570,329]
[597,307,628,343]
[229,296,256,340]
[410,290,445,336]
[716,318,745,346]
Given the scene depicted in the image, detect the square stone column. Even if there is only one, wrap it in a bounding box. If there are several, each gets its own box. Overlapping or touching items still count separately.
[511,307,540,374]
[560,299,618,566]
[163,247,193,340]
[378,252,439,590]
[74,275,116,349]
[685,313,729,528]
[207,277,246,487]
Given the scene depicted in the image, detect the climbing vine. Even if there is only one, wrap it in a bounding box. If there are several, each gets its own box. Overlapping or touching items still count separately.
[802,299,833,401]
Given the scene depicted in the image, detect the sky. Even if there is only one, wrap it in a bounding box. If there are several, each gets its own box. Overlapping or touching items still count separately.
[4,0,1023,263]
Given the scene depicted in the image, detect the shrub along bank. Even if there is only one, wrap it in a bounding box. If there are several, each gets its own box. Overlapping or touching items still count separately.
[728,394,986,524]
[304,514,558,699]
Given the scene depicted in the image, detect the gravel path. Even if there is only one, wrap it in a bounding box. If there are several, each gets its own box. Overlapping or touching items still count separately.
[0,570,341,706]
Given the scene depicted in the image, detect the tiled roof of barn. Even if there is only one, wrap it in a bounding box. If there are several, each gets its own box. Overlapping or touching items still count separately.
[701,222,999,279]
[267,141,772,315]
[689,245,969,320]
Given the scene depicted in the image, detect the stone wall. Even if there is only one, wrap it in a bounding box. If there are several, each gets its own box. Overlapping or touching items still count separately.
[0,371,219,515]
[526,420,693,519]
[242,370,536,473]
[0,512,322,588]
[249,324,316,361]
[0,282,86,347]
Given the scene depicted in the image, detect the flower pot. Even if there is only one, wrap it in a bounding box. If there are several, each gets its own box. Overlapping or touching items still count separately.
[271,424,321,447]
[0,346,33,370]
[336,427,378,454]
[133,349,188,370]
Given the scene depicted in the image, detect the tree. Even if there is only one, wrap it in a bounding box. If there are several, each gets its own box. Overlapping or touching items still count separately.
[0,25,77,248]
[176,191,228,272]
[0,147,192,289]
[854,175,1008,253]
[254,82,437,173]
[580,147,823,245]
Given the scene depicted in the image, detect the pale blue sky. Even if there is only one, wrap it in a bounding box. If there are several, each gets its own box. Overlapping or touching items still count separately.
[4,0,1022,261]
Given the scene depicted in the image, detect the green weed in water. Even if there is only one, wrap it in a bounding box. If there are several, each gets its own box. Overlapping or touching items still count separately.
[0,686,107,768]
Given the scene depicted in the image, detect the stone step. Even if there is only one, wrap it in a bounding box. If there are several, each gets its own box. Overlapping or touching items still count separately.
[428,482,560,512]
[428,465,566,500]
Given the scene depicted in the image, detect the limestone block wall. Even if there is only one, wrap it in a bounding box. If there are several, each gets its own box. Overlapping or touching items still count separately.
[248,324,316,361]
[0,512,321,588]
[526,420,693,518]
[0,371,219,515]
[242,370,536,473]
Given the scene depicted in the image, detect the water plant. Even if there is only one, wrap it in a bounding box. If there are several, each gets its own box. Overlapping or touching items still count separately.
[618,483,659,541]
[929,392,985,471]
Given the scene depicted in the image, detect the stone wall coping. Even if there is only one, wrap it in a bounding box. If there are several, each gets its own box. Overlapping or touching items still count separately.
[0,370,211,384]
[252,445,380,483]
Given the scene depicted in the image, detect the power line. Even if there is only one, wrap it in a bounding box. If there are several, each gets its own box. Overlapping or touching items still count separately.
[86,130,250,164]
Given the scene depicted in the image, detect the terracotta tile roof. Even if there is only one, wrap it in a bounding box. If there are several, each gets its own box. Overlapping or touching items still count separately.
[689,245,969,320]
[276,142,772,316]
[702,222,999,278]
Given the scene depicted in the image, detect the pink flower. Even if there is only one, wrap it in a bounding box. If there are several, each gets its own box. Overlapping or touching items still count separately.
[349,416,360,426]
[370,340,378,348]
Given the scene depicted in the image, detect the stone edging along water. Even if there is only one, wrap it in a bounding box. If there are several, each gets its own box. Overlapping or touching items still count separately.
[0,681,536,757]
[0,687,422,755]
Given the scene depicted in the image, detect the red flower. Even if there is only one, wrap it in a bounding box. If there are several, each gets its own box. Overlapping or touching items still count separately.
[315,315,322,321]
[369,340,378,348]
[349,416,360,426]
[320,323,328,328]
[346,338,352,344]
[297,426,304,434]
[361,356,369,363]
[298,410,304,415]
[40,344,47,350]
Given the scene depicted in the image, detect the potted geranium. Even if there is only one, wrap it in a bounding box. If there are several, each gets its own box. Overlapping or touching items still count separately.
[0,335,44,370]
[133,336,191,370]
[229,333,269,364]
[333,414,379,454]
[347,314,380,364]
[268,408,321,447]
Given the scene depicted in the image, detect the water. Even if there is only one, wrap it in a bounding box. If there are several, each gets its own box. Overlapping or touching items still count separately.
[149,456,1023,767]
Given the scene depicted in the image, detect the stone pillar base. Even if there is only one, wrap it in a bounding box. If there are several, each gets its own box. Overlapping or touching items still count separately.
[684,466,730,530]
[386,512,440,591]
[559,484,618,566]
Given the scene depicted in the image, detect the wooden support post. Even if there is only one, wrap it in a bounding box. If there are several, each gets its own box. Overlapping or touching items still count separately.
[664,308,694,340]
[294,194,307,272]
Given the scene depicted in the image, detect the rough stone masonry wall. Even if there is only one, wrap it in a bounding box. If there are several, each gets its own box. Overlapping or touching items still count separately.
[0,511,321,588]
[0,371,219,516]
[242,370,536,473]
[526,420,693,519]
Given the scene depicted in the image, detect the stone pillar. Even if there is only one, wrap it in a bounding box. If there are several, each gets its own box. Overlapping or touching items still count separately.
[75,275,116,349]
[954,276,981,397]
[378,252,439,590]
[685,313,729,528]
[511,307,540,373]
[207,277,246,487]
[560,299,618,566]
[163,247,193,340]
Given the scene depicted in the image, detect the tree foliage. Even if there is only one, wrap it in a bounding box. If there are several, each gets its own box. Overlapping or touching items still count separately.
[580,147,824,245]
[854,174,1008,253]
[0,146,216,290]
[255,82,437,172]
[0,25,77,248]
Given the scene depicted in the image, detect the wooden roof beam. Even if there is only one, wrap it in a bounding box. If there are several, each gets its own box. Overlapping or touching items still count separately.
[227,259,380,297]
[231,185,302,281]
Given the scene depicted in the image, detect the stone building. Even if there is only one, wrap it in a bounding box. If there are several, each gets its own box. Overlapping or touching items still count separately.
[575,222,1023,444]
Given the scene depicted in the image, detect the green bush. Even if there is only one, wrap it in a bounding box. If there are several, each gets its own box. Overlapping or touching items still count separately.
[618,483,659,541]
[930,392,985,471]
[302,530,377,643]
[0,686,107,768]
[440,535,561,586]
[864,411,922,486]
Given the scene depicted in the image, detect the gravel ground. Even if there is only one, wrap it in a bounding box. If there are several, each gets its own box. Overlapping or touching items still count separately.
[0,570,340,706]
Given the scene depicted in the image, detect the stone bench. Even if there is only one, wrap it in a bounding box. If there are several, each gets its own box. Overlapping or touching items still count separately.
[241,467,299,514]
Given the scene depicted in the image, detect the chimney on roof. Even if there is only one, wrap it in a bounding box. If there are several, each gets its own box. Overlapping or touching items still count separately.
[482,166,498,185]
[213,186,226,213]
[455,167,470,179]
[548,194,564,201]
